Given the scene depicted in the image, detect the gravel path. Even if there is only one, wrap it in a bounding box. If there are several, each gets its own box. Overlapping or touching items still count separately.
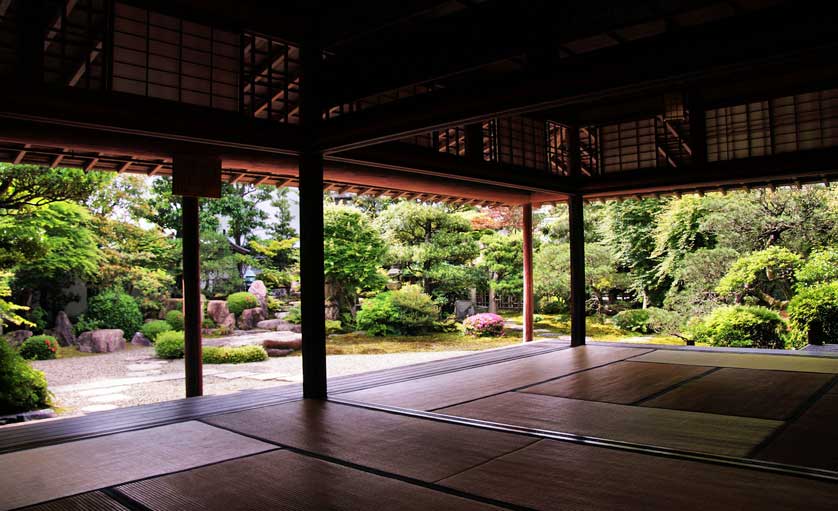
[31,347,469,417]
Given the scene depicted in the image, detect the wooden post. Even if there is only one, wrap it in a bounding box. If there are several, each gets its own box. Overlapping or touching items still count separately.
[299,33,327,399]
[522,203,534,342]
[568,194,586,346]
[181,196,203,397]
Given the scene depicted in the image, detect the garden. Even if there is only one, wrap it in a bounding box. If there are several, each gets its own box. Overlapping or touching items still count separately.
[2,161,838,421]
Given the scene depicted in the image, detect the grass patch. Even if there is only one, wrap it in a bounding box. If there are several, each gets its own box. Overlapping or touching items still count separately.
[324,331,522,355]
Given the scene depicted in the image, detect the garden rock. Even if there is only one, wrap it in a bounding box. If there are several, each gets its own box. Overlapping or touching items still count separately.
[263,338,302,350]
[207,300,236,329]
[248,280,269,314]
[265,348,293,357]
[256,318,298,331]
[53,311,75,346]
[238,307,266,330]
[131,332,152,346]
[78,329,126,353]
[454,300,476,321]
[6,330,33,347]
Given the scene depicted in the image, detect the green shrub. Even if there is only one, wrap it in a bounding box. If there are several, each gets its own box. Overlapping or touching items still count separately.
[537,296,566,314]
[267,296,283,313]
[227,292,259,316]
[356,285,438,336]
[87,289,143,335]
[788,281,838,348]
[795,249,838,288]
[203,345,268,364]
[689,305,786,349]
[165,309,184,331]
[18,335,59,360]
[140,320,172,342]
[202,317,217,329]
[463,313,505,337]
[0,339,50,414]
[612,309,651,333]
[26,306,48,334]
[285,305,302,324]
[325,320,342,334]
[154,330,185,359]
[73,314,100,335]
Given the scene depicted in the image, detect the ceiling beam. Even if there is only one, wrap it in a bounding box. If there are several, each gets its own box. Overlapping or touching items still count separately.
[319,6,838,153]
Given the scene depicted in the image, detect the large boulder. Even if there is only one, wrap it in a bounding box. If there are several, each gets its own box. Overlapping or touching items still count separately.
[237,307,266,330]
[454,300,475,321]
[131,332,152,346]
[207,300,236,329]
[53,311,75,347]
[248,280,269,314]
[78,329,126,353]
[256,318,299,331]
[6,330,33,348]
[265,348,293,357]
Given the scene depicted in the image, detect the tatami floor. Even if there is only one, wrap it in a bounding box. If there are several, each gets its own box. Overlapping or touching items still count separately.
[2,341,837,510]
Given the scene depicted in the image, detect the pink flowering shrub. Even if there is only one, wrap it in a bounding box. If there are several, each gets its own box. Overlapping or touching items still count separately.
[463,313,505,337]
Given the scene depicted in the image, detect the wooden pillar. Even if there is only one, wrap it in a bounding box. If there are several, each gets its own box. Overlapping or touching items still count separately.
[522,203,534,342]
[299,33,327,399]
[181,196,202,397]
[568,194,586,346]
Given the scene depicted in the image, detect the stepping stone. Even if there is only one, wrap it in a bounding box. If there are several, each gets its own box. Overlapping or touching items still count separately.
[212,371,259,380]
[126,363,164,371]
[89,393,131,403]
[80,404,119,413]
[78,386,129,397]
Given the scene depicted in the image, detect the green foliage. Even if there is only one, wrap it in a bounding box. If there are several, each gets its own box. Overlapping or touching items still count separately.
[133,177,220,237]
[266,296,283,313]
[0,271,31,329]
[227,292,259,316]
[250,238,297,276]
[0,339,50,414]
[140,320,173,342]
[73,314,100,335]
[19,335,59,360]
[200,230,243,297]
[325,320,343,334]
[795,249,838,288]
[0,163,109,212]
[664,247,740,317]
[716,247,802,308]
[165,310,184,331]
[462,313,505,337]
[689,305,786,349]
[285,305,302,324]
[612,307,681,334]
[479,232,523,296]
[788,282,838,347]
[324,204,387,315]
[356,285,439,336]
[203,345,268,364]
[154,330,185,359]
[202,317,217,329]
[653,196,717,284]
[87,289,144,335]
[26,306,48,334]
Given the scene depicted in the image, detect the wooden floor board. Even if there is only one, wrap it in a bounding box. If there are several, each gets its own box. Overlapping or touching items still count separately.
[755,394,838,470]
[641,367,832,419]
[337,346,651,410]
[19,492,129,511]
[0,421,274,511]
[633,350,838,373]
[439,392,781,457]
[204,400,536,482]
[116,450,503,511]
[440,439,836,511]
[521,361,710,404]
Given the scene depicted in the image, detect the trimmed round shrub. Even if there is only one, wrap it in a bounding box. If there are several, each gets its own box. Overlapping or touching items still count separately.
[788,281,838,348]
[154,330,185,359]
[140,320,172,342]
[463,313,505,337]
[356,285,438,336]
[18,335,59,361]
[203,345,268,364]
[227,292,259,316]
[612,307,681,334]
[0,339,50,414]
[87,289,143,337]
[165,310,184,331]
[689,305,786,349]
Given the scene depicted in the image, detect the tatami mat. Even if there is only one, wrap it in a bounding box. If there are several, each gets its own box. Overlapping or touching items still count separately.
[439,439,836,510]
[116,449,503,510]
[756,393,838,471]
[641,367,832,419]
[0,421,274,511]
[204,400,535,482]
[632,350,838,373]
[521,361,710,404]
[337,345,651,410]
[19,492,129,511]
[439,392,781,456]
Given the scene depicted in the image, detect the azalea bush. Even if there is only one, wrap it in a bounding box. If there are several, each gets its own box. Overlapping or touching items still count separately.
[18,335,59,360]
[463,313,505,337]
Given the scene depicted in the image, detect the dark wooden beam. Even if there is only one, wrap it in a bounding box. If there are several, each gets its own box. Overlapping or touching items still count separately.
[320,6,838,153]
[181,195,202,397]
[522,203,534,343]
[568,194,586,347]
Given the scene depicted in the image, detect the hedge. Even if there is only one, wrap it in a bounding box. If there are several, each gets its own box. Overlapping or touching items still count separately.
[203,345,268,364]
